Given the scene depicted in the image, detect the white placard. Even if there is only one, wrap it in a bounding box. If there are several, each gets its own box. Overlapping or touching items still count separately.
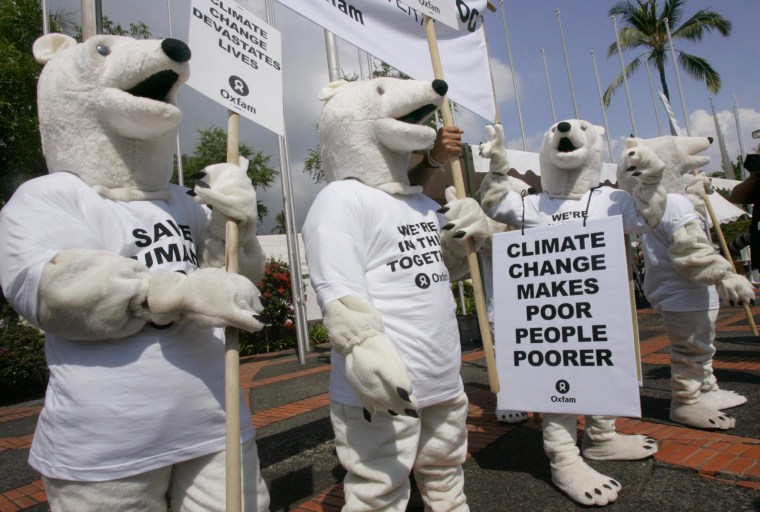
[492,216,641,417]
[275,0,495,121]
[396,0,460,30]
[187,0,284,136]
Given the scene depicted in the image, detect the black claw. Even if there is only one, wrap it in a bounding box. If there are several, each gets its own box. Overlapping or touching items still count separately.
[207,204,213,211]
[453,231,466,239]
[437,207,450,214]
[585,492,593,500]
[719,415,726,420]
[603,484,612,490]
[405,409,419,418]
[751,299,755,306]
[186,190,197,197]
[610,480,620,488]
[644,445,654,450]
[259,297,268,309]
[189,171,207,180]
[709,418,716,425]
[397,387,412,403]
[195,180,211,189]
[363,408,372,422]
[388,410,399,416]
[725,414,733,419]
[253,314,265,323]
[442,223,455,231]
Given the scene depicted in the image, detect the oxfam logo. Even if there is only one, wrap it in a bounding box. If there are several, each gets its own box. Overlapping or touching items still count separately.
[228,75,249,96]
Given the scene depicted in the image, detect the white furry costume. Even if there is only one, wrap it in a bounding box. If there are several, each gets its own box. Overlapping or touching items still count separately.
[0,34,269,510]
[302,77,488,511]
[617,137,755,431]
[479,121,663,506]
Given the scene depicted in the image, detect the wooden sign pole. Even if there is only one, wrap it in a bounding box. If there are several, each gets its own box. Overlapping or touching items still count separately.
[423,16,499,393]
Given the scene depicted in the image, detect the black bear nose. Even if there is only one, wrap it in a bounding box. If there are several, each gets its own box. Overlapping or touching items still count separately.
[708,136,714,144]
[162,38,191,63]
[432,79,448,97]
[557,121,571,133]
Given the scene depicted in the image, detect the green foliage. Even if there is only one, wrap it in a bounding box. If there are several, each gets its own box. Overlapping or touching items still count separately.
[240,258,298,354]
[0,302,48,405]
[177,126,278,223]
[303,141,324,184]
[604,0,731,107]
[717,216,751,258]
[74,16,152,41]
[451,280,476,316]
[308,322,329,345]
[271,211,287,234]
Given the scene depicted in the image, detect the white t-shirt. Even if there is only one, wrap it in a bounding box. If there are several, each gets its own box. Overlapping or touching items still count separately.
[302,179,463,408]
[0,172,254,481]
[489,187,650,234]
[641,193,719,312]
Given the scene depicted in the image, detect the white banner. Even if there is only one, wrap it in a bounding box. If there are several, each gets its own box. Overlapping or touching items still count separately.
[187,0,285,135]
[492,216,641,417]
[396,0,460,29]
[275,0,496,121]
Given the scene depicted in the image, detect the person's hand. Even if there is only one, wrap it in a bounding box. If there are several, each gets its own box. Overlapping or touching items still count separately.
[427,126,463,167]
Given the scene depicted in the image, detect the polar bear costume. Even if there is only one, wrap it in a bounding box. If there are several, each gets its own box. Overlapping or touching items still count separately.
[479,121,663,506]
[617,137,755,431]
[0,34,270,511]
[302,77,488,511]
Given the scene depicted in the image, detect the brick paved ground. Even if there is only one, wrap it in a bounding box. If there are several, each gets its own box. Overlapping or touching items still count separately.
[1,301,759,511]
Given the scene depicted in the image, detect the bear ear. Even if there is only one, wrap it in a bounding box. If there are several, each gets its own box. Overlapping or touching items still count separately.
[33,33,77,64]
[595,125,605,136]
[318,80,348,102]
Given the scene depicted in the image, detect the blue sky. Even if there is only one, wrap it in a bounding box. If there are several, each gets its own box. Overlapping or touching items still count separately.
[44,0,760,233]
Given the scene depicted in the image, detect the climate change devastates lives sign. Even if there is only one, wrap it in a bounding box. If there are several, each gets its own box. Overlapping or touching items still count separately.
[492,216,641,417]
[187,0,284,136]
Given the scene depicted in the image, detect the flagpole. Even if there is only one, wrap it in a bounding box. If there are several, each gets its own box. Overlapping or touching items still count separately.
[166,0,185,187]
[540,49,557,124]
[41,0,49,34]
[324,30,341,82]
[591,52,614,162]
[710,97,734,176]
[423,15,499,393]
[611,15,637,136]
[664,17,690,136]
[644,57,663,136]
[498,0,526,150]
[734,94,748,180]
[266,0,309,365]
[555,9,579,119]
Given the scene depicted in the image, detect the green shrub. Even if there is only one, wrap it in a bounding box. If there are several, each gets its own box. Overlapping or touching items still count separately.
[308,322,329,345]
[450,280,476,316]
[0,301,48,405]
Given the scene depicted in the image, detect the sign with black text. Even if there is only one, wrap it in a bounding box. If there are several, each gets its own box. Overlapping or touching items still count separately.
[187,0,284,135]
[492,216,641,417]
[396,0,460,29]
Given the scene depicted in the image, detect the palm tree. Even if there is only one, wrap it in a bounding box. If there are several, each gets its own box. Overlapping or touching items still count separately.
[603,0,731,107]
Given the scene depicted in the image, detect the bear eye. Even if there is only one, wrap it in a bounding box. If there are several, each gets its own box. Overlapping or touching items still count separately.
[581,124,587,131]
[376,86,385,95]
[96,44,111,56]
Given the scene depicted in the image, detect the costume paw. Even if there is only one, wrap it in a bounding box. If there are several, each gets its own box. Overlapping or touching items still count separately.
[495,409,528,424]
[624,145,665,185]
[147,268,265,332]
[582,433,657,461]
[478,124,509,174]
[684,172,713,199]
[440,187,489,249]
[670,401,736,430]
[716,273,756,307]
[699,389,747,410]
[344,333,418,419]
[191,156,258,226]
[551,459,621,506]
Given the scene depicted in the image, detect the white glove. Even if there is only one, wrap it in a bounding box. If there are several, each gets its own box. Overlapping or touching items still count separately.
[479,123,509,175]
[323,295,417,420]
[191,156,258,227]
[716,273,756,307]
[684,172,714,200]
[440,186,490,251]
[147,268,265,332]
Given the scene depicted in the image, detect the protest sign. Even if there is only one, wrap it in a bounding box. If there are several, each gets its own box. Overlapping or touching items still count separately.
[492,216,641,417]
[187,0,284,135]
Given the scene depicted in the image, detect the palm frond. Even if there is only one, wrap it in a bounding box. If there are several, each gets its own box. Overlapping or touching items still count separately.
[672,9,732,41]
[677,51,721,94]
[602,57,641,108]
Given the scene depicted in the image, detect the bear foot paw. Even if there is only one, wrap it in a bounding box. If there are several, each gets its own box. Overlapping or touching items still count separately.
[670,401,735,430]
[495,409,528,424]
[699,389,747,410]
[582,433,657,461]
[551,459,621,506]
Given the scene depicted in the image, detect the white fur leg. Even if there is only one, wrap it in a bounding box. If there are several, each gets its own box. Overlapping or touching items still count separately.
[495,409,528,424]
[581,416,657,461]
[544,414,621,506]
[699,389,747,410]
[670,401,736,430]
